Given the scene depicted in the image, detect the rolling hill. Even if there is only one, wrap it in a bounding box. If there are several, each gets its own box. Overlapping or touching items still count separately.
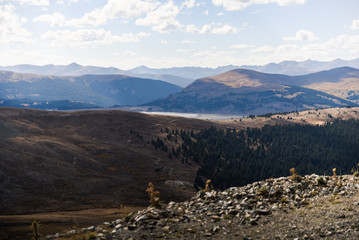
[144,67,359,115]
[0,71,182,109]
[0,107,216,215]
[293,67,359,103]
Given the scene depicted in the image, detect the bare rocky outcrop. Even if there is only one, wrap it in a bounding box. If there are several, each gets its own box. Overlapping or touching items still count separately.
[47,174,359,239]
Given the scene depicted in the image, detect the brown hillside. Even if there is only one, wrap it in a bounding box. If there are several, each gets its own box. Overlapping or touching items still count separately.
[0,107,213,215]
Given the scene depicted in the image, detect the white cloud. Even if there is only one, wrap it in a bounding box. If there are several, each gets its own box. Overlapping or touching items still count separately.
[181,40,196,44]
[135,0,181,33]
[203,10,209,15]
[212,0,306,11]
[0,4,32,43]
[190,50,236,64]
[251,45,275,52]
[34,12,67,27]
[35,0,158,28]
[231,44,255,49]
[182,0,196,8]
[20,17,28,23]
[249,34,359,63]
[22,0,48,6]
[186,23,238,34]
[176,49,190,54]
[34,11,108,27]
[0,0,50,7]
[161,40,168,44]
[101,0,156,19]
[122,50,136,56]
[0,48,119,68]
[1,0,49,6]
[35,0,182,33]
[56,0,79,5]
[216,12,224,16]
[283,29,319,41]
[351,19,359,30]
[41,29,150,46]
[192,50,212,57]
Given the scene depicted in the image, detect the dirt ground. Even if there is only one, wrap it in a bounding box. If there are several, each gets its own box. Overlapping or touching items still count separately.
[0,207,144,240]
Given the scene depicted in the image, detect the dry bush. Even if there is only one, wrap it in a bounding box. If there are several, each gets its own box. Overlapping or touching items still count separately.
[31,221,41,240]
[146,182,161,207]
[204,179,212,192]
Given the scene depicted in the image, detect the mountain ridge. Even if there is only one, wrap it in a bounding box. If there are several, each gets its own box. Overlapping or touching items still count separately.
[2,57,359,87]
[0,70,182,108]
[2,66,359,113]
[144,67,359,115]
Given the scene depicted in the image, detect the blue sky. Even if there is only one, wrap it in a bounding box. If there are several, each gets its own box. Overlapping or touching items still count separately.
[0,0,358,69]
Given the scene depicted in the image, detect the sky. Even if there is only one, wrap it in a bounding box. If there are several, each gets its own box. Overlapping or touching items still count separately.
[0,0,359,70]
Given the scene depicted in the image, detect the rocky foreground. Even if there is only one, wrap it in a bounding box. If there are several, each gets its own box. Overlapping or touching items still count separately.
[46,174,359,240]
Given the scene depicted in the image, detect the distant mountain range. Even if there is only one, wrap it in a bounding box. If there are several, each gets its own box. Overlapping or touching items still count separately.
[144,67,359,115]
[241,58,359,76]
[0,63,194,88]
[1,60,359,114]
[1,58,359,87]
[0,71,182,109]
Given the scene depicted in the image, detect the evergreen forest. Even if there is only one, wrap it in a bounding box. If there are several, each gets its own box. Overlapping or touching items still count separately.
[154,119,359,190]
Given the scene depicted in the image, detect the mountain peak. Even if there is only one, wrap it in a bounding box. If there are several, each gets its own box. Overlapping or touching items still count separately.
[68,62,81,67]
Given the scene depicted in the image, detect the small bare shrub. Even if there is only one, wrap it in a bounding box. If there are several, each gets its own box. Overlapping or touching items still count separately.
[290,168,302,182]
[146,182,161,207]
[204,179,212,192]
[257,186,268,196]
[31,221,41,240]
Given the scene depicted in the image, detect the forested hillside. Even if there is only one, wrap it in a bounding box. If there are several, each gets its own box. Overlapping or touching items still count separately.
[156,119,359,190]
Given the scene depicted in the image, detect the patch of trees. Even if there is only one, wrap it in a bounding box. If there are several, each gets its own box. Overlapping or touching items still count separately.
[175,119,359,190]
[151,137,168,152]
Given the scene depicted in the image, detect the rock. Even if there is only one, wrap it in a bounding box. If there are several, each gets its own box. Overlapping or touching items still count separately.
[127,224,137,230]
[249,218,258,225]
[228,209,238,215]
[167,218,179,223]
[162,225,170,232]
[66,230,76,235]
[212,226,220,232]
[211,215,220,221]
[195,191,205,199]
[257,209,270,215]
[135,214,148,222]
[47,174,359,240]
[86,226,95,231]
